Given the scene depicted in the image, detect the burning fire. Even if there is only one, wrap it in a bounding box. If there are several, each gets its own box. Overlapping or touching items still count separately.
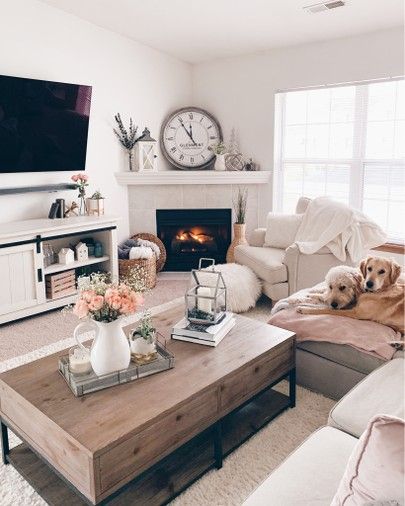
[176,229,214,244]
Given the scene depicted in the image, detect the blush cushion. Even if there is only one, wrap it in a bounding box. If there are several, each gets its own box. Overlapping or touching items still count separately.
[331,414,405,506]
[264,213,303,249]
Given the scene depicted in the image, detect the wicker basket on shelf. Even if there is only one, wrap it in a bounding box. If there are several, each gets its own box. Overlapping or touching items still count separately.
[131,233,166,272]
[118,256,156,289]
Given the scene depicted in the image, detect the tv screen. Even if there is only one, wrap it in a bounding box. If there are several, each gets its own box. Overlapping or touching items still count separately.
[0,74,92,173]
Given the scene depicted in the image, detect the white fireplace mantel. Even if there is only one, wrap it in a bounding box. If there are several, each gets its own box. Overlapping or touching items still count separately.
[115,170,271,186]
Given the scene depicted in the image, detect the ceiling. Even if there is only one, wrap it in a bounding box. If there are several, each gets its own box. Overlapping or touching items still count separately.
[39,0,404,63]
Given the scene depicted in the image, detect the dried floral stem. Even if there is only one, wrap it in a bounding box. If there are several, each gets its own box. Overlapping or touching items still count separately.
[233,187,248,224]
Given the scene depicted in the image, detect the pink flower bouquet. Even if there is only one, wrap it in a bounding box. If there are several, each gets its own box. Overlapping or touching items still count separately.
[73,273,143,322]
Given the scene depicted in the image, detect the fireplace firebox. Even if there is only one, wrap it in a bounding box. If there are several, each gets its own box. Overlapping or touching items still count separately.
[156,209,232,271]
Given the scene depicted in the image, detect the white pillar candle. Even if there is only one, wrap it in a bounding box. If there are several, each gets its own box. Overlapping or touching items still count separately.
[197,286,212,313]
[69,347,92,375]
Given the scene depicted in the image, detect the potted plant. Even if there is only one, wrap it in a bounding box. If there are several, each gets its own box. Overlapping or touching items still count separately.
[72,273,144,376]
[113,113,141,171]
[226,187,249,263]
[129,310,158,364]
[87,190,105,216]
[209,141,227,171]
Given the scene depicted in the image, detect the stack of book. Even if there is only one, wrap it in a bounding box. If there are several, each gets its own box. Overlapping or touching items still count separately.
[171,312,235,347]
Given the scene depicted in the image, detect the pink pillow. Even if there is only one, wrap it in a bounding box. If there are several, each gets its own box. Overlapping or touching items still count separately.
[331,415,404,506]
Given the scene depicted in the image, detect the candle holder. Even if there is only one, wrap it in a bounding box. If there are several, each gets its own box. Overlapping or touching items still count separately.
[185,258,227,325]
[68,345,92,376]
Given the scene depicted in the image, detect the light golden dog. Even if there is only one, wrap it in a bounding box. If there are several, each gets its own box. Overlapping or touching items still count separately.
[298,257,404,335]
[286,265,363,309]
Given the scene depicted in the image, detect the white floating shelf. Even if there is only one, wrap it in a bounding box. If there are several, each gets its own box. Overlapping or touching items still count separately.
[44,255,110,275]
[115,171,271,186]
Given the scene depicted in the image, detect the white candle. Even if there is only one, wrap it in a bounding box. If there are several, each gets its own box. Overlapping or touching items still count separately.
[69,347,92,375]
[197,286,212,313]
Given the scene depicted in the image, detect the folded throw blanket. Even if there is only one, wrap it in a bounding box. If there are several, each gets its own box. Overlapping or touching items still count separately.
[129,246,154,260]
[295,197,387,262]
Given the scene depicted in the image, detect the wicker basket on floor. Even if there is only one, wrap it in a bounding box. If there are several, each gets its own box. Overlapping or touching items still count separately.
[118,256,156,289]
[131,233,166,272]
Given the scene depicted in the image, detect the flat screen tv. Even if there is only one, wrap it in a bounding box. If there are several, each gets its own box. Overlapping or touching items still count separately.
[0,74,92,173]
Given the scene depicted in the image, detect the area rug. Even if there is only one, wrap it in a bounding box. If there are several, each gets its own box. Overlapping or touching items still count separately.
[0,296,334,506]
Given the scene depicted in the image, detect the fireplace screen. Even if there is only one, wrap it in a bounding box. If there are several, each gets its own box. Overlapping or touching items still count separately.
[157,209,232,271]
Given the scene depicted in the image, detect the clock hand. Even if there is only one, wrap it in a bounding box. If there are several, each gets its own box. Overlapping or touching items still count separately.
[179,119,197,146]
[189,124,196,144]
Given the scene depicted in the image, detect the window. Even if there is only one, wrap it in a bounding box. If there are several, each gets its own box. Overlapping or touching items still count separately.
[274,79,405,242]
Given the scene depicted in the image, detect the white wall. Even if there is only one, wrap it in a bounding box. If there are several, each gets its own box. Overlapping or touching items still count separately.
[0,0,192,239]
[192,28,404,225]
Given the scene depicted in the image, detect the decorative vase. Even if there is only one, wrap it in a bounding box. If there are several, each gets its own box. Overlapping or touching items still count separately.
[78,189,88,216]
[128,150,134,171]
[214,154,226,171]
[129,331,157,365]
[74,319,131,376]
[226,223,248,263]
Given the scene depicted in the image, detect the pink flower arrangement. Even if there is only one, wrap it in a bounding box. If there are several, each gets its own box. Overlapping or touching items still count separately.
[71,173,88,184]
[73,274,143,322]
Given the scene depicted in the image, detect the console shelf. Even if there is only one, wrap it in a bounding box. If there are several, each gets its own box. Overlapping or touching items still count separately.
[0,216,119,325]
[44,255,110,275]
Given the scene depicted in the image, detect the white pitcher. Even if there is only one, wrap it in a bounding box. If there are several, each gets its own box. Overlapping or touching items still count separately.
[74,318,131,376]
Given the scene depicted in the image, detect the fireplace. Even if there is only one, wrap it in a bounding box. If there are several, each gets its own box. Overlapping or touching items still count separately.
[156,209,232,271]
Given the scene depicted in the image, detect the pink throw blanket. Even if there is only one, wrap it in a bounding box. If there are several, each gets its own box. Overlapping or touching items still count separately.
[269,309,398,360]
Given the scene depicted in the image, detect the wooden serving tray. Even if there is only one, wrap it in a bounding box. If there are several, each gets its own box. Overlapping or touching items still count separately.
[58,342,174,397]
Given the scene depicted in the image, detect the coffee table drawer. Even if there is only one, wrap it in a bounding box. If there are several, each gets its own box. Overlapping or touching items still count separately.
[219,340,294,415]
[99,387,218,493]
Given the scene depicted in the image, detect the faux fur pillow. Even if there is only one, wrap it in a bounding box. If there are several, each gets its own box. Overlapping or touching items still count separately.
[264,213,303,249]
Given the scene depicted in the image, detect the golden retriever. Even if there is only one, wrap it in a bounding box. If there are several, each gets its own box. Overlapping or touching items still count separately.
[298,265,364,309]
[298,257,404,335]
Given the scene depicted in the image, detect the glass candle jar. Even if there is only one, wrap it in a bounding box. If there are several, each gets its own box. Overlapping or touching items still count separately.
[68,345,92,375]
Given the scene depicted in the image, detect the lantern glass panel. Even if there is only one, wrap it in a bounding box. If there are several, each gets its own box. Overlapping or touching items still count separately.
[185,259,227,324]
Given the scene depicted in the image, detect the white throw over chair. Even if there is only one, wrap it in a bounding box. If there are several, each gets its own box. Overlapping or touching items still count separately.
[234,197,354,301]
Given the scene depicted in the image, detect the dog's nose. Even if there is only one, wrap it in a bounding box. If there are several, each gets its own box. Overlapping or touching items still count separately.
[366,280,374,289]
[331,301,338,309]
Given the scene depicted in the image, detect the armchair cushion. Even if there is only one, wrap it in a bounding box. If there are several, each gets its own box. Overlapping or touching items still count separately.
[234,245,287,284]
[264,212,303,249]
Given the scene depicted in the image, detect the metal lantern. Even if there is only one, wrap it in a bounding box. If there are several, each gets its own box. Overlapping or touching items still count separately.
[135,127,158,172]
[185,258,227,325]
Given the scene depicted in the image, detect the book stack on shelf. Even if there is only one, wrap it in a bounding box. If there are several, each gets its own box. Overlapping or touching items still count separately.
[171,312,235,347]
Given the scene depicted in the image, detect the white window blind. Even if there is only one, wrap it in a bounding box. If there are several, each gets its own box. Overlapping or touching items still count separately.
[274,78,405,242]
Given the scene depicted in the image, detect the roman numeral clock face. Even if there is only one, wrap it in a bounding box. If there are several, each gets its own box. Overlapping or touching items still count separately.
[161,107,222,169]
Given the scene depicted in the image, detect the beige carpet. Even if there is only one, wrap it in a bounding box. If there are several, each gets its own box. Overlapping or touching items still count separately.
[0,280,334,506]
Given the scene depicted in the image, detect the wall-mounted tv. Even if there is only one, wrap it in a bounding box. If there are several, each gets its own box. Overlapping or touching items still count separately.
[0,74,92,173]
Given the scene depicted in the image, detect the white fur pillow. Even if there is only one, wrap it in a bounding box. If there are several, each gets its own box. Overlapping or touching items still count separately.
[212,263,261,313]
[264,213,303,249]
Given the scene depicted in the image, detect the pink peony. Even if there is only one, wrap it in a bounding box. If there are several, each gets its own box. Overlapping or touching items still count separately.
[81,290,96,303]
[105,288,122,310]
[71,174,79,182]
[73,299,89,319]
[87,294,104,311]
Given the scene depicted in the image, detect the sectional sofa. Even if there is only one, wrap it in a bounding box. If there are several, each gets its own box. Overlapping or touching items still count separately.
[243,356,404,505]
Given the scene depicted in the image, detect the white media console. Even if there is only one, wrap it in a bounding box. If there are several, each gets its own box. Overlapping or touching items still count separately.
[0,216,119,325]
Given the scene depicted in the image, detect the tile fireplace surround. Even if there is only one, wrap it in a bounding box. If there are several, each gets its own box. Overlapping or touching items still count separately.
[116,171,272,240]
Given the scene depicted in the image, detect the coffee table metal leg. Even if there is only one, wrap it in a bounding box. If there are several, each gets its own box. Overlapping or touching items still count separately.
[1,419,10,465]
[213,421,223,469]
[289,368,296,408]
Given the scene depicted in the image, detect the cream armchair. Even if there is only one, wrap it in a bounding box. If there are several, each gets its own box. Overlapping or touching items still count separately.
[234,198,354,301]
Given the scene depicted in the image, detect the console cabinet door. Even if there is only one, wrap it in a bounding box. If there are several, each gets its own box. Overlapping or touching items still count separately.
[0,243,45,316]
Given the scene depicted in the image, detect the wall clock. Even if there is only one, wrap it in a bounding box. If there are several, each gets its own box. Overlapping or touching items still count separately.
[160,107,222,170]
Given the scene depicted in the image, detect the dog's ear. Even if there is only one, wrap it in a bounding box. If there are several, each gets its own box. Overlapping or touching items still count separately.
[359,257,370,278]
[352,271,364,295]
[389,260,402,285]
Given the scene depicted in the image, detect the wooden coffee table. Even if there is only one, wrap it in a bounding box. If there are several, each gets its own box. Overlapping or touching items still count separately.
[0,304,295,505]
